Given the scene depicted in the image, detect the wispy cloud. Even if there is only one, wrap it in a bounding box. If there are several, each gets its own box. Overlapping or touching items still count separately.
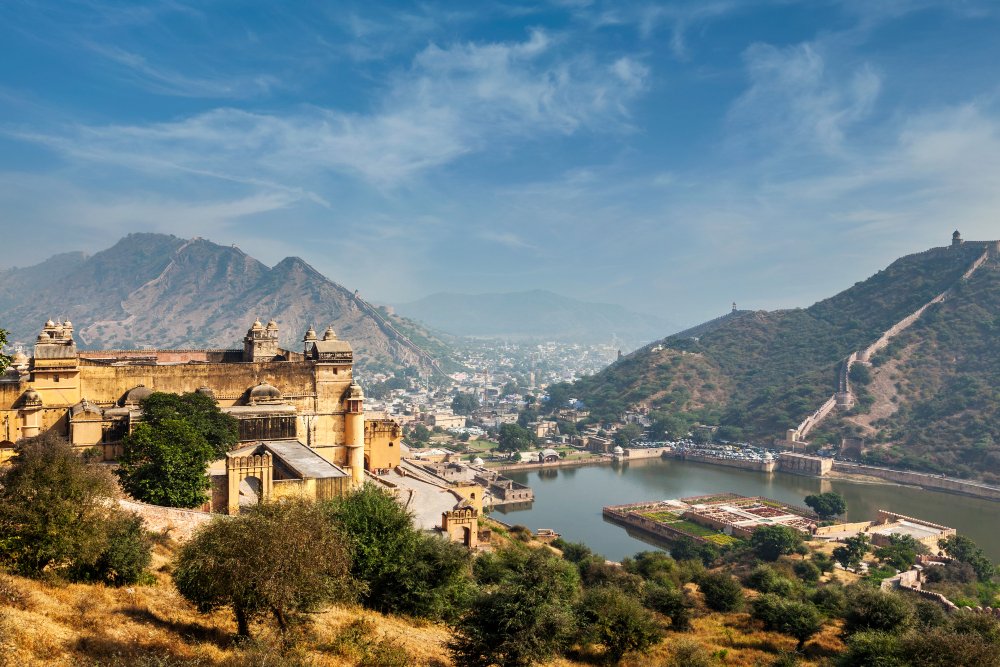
[728,41,881,156]
[10,30,648,187]
[85,43,281,98]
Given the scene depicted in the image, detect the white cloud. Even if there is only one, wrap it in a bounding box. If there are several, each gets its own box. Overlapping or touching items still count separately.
[729,42,881,155]
[10,30,648,187]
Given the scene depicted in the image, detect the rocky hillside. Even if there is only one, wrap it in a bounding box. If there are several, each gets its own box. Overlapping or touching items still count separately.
[566,241,1000,480]
[0,234,452,373]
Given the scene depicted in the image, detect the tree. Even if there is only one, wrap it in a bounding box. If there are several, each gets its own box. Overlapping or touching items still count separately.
[804,492,848,519]
[325,484,473,620]
[843,587,913,636]
[71,511,152,586]
[938,535,995,581]
[751,594,824,650]
[614,423,643,447]
[833,535,870,570]
[451,547,580,667]
[697,571,744,612]
[577,585,662,662]
[497,423,536,452]
[173,500,353,638]
[501,381,521,397]
[0,434,135,579]
[408,423,432,445]
[874,534,927,571]
[452,393,480,416]
[750,525,804,562]
[794,559,822,584]
[117,392,238,508]
[0,327,11,374]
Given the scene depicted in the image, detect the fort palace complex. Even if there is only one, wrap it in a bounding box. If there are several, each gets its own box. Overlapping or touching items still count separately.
[0,318,403,515]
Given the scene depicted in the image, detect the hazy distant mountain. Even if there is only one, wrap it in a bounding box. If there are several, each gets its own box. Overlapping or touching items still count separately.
[395,289,672,345]
[0,233,449,371]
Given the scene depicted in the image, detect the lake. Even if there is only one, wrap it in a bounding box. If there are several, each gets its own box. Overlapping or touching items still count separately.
[497,457,1000,561]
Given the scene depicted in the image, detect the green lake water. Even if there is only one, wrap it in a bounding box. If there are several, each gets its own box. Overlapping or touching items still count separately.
[497,458,1000,562]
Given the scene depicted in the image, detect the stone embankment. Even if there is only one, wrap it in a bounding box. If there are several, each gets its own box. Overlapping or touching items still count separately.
[793,244,993,440]
[831,462,1000,501]
[665,450,775,473]
[497,455,612,473]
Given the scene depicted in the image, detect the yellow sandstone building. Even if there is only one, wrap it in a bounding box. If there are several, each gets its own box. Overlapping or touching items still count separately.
[0,318,401,514]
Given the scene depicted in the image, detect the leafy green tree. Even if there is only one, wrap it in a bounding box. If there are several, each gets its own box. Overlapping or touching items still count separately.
[0,327,11,373]
[644,584,692,630]
[408,423,432,444]
[614,423,643,447]
[746,565,798,596]
[750,525,804,562]
[839,631,904,667]
[577,585,662,662]
[751,594,824,650]
[451,546,580,667]
[117,392,237,508]
[452,393,480,416]
[697,571,744,612]
[0,434,138,579]
[173,500,353,638]
[670,537,719,565]
[804,492,848,519]
[139,392,239,456]
[497,423,536,452]
[794,559,822,584]
[325,484,473,621]
[843,587,913,636]
[874,534,927,571]
[833,534,870,570]
[71,511,152,586]
[938,535,996,581]
[501,381,521,397]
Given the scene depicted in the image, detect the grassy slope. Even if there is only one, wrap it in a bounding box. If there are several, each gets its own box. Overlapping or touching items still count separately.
[572,245,995,467]
[1,534,847,667]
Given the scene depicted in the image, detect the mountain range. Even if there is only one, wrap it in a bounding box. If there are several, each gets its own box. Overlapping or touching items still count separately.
[0,234,448,372]
[394,289,671,346]
[563,238,1000,482]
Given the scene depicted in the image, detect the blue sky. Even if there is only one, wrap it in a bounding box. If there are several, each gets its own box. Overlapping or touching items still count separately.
[1,0,999,327]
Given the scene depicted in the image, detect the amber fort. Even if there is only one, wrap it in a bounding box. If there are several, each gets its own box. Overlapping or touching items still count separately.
[0,318,404,515]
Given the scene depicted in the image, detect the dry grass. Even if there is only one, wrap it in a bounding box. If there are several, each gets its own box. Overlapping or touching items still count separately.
[0,537,847,667]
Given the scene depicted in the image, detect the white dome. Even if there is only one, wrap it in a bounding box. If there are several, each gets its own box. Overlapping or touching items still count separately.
[472,457,484,466]
[613,445,625,455]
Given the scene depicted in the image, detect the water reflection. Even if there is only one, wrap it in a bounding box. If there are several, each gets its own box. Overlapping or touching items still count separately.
[499,458,1000,562]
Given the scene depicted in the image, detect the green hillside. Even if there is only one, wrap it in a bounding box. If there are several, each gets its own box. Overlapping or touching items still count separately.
[563,242,1000,479]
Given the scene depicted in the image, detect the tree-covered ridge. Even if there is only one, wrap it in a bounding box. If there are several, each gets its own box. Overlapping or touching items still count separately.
[566,243,1000,476]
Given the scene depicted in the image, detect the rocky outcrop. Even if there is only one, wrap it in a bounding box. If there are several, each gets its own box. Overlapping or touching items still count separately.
[0,234,447,371]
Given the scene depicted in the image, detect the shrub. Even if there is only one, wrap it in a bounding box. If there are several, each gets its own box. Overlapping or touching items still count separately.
[666,638,716,667]
[576,585,663,662]
[450,547,579,667]
[750,594,823,650]
[71,511,152,586]
[843,587,913,636]
[644,583,692,630]
[838,631,904,667]
[698,571,744,612]
[811,584,847,616]
[746,565,798,596]
[750,525,803,562]
[794,560,822,584]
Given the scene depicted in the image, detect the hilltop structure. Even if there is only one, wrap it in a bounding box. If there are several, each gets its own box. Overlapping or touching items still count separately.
[0,318,402,514]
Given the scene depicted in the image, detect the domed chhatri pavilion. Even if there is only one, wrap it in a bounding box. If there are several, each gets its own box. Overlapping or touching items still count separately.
[0,318,401,514]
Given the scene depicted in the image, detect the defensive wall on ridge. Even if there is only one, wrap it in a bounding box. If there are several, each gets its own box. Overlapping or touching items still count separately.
[790,240,998,441]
